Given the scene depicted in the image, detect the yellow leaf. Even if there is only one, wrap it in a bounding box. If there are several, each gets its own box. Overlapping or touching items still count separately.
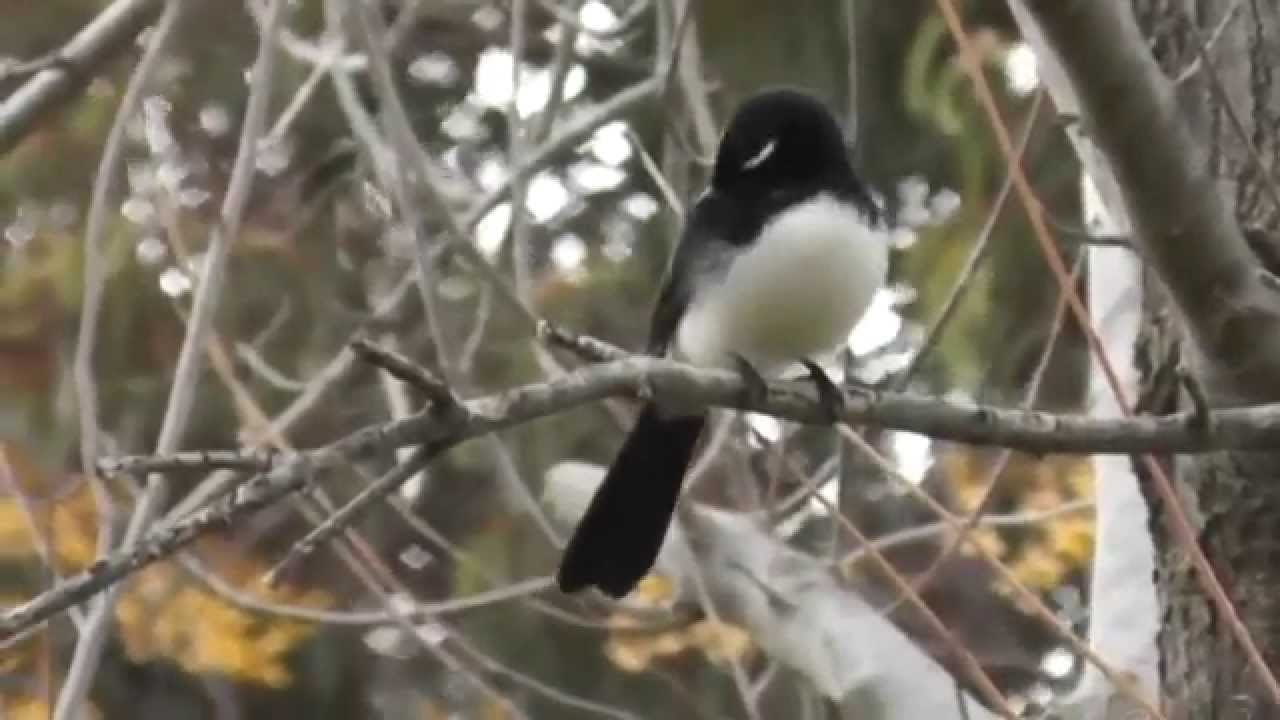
[1064,459,1095,499]
[960,528,1006,559]
[1048,516,1094,566]
[626,573,676,608]
[604,636,654,673]
[687,620,753,666]
[649,630,689,658]
[1022,485,1064,511]
[112,549,331,688]
[0,454,101,572]
[482,698,514,720]
[1011,545,1067,589]
[1,694,99,720]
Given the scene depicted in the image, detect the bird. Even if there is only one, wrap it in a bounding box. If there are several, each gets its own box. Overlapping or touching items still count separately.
[556,88,888,598]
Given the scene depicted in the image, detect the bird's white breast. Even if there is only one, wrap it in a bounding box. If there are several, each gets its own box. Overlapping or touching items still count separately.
[675,193,887,374]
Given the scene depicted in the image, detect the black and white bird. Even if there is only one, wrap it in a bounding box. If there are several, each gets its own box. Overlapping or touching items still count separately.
[557,88,888,598]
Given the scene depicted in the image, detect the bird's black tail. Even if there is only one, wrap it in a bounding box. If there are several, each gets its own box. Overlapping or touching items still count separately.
[557,405,706,597]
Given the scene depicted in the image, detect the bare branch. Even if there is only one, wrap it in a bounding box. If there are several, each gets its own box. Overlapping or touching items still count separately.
[1018,0,1280,396]
[895,91,1044,389]
[20,345,1280,638]
[162,269,417,524]
[458,75,664,319]
[263,446,436,584]
[350,337,459,411]
[0,0,163,151]
[448,632,642,720]
[96,449,278,477]
[180,555,553,626]
[539,320,627,362]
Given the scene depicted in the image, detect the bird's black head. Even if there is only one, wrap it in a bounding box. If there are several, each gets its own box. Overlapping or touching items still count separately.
[711,88,857,196]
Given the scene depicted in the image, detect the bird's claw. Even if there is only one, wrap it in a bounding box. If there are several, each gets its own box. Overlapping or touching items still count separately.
[730,353,770,406]
[799,358,845,422]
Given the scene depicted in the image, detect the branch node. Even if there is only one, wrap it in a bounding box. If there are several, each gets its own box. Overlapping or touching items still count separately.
[350,337,460,413]
[538,320,624,362]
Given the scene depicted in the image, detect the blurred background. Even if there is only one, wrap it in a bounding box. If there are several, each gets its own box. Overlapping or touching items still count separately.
[0,0,1098,717]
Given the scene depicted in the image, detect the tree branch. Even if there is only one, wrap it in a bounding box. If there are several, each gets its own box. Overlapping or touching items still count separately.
[0,0,164,152]
[19,347,1280,638]
[1019,0,1280,397]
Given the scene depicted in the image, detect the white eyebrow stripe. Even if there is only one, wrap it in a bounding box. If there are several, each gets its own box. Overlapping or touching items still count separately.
[742,139,777,170]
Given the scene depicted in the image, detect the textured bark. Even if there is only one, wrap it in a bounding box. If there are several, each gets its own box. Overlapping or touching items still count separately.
[1014,0,1280,715]
[1134,1,1280,717]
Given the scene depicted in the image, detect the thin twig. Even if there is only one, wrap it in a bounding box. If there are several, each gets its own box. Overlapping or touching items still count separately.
[507,0,534,301]
[894,90,1044,389]
[97,449,278,477]
[458,283,494,372]
[264,446,435,584]
[379,488,655,632]
[350,337,459,410]
[0,450,85,629]
[459,76,665,319]
[539,319,628,361]
[667,0,717,160]
[162,269,416,524]
[181,559,553,625]
[487,434,566,545]
[262,36,341,143]
[532,0,586,142]
[1172,0,1245,86]
[56,0,188,716]
[837,499,1094,567]
[626,125,686,218]
[449,632,642,720]
[234,343,307,392]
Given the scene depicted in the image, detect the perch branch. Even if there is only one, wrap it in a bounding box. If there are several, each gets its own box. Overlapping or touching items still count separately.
[19,346,1280,638]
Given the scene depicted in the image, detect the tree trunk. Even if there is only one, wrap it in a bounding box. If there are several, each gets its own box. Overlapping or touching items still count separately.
[1133,1,1280,717]
[1015,0,1280,716]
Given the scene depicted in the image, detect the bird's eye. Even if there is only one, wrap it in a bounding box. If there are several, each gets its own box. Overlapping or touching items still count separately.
[741,139,777,170]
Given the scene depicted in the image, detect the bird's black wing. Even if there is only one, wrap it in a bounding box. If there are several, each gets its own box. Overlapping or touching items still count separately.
[645,194,731,356]
[645,254,693,356]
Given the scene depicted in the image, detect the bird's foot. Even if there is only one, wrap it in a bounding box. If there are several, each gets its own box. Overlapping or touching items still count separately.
[799,358,846,422]
[730,353,770,406]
